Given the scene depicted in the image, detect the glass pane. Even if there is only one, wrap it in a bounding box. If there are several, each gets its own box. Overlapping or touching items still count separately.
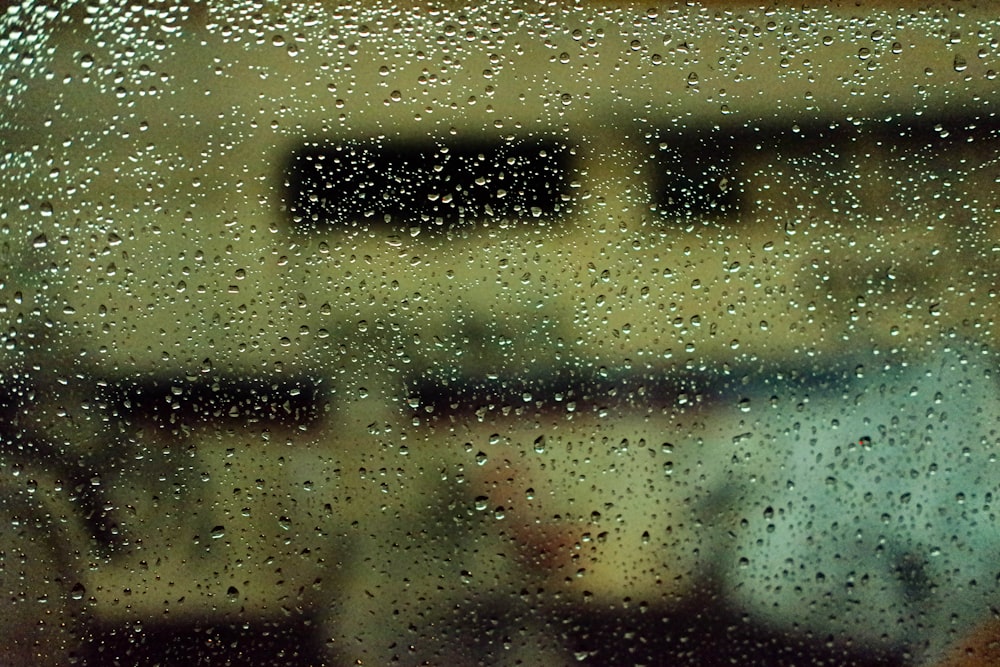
[3,3,998,666]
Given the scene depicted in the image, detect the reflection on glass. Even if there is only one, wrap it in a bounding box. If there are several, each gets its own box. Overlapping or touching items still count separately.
[2,4,998,666]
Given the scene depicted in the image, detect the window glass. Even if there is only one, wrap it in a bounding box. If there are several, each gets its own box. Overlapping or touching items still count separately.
[2,3,999,666]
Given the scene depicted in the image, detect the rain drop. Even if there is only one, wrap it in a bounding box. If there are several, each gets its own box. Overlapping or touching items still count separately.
[70,582,86,600]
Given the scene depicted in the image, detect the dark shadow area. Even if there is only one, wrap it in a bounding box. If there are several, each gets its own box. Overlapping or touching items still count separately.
[285,137,573,232]
[648,114,1000,219]
[100,374,328,426]
[561,598,907,667]
[82,617,327,667]
[77,600,906,667]
[403,352,883,420]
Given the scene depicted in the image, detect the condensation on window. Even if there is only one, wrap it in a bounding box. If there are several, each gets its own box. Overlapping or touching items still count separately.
[2,3,999,666]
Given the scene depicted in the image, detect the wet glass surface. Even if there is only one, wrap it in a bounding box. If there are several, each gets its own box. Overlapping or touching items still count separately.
[2,3,999,665]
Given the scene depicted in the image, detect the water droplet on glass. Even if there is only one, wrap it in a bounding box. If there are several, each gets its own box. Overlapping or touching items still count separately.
[70,582,86,600]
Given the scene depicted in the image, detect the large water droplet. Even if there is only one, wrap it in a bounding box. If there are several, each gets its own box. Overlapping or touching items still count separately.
[70,582,86,600]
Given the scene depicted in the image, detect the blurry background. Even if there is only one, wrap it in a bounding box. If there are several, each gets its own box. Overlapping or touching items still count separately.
[2,2,998,665]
